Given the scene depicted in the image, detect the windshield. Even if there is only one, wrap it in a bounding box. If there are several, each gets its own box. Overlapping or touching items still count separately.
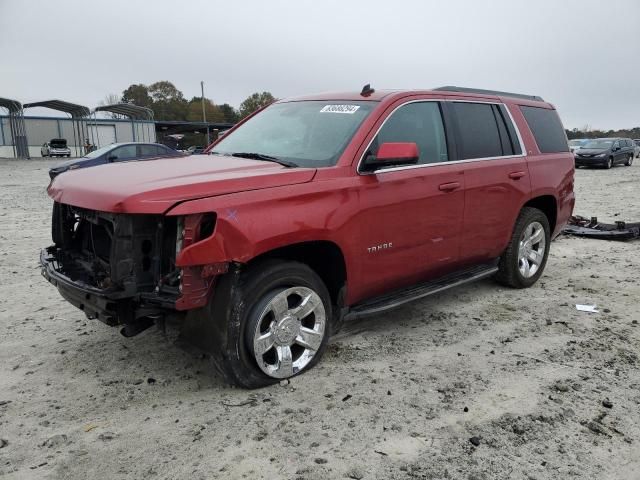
[84,144,117,159]
[211,101,376,167]
[583,140,613,149]
[568,140,587,146]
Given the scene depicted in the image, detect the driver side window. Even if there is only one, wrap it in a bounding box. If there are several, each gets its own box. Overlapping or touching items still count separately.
[370,102,448,165]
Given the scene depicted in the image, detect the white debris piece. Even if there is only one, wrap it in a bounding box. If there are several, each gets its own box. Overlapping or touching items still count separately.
[576,304,599,313]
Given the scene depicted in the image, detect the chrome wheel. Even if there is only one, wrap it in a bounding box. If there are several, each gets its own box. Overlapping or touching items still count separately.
[251,287,326,379]
[517,221,546,278]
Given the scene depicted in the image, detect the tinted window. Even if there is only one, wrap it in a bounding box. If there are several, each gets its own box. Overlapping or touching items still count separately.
[520,106,569,153]
[452,102,503,159]
[139,144,159,157]
[111,145,137,160]
[371,102,448,164]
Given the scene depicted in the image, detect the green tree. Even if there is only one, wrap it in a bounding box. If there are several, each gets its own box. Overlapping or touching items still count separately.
[219,103,239,123]
[147,81,188,120]
[148,81,185,103]
[239,91,276,119]
[186,97,225,123]
[121,84,153,108]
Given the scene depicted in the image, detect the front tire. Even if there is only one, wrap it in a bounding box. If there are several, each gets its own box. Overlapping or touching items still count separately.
[214,260,332,388]
[495,207,550,288]
[605,157,613,169]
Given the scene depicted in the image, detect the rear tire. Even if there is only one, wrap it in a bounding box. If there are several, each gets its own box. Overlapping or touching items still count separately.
[210,260,332,388]
[495,207,550,289]
[625,155,633,166]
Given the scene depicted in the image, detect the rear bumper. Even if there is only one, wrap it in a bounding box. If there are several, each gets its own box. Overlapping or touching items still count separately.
[40,248,179,325]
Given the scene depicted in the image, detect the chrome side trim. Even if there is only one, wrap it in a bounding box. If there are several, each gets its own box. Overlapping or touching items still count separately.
[356,99,527,176]
[363,155,526,175]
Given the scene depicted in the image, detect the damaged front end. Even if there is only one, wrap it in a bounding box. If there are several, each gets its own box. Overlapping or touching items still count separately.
[40,203,222,335]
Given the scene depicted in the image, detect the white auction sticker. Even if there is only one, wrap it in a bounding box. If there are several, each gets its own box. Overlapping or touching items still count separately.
[319,104,360,114]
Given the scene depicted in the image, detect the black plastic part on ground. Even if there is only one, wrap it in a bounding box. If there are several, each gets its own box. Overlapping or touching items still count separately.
[563,215,640,241]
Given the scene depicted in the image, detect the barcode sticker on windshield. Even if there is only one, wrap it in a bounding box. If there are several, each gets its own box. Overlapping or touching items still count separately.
[320,104,360,114]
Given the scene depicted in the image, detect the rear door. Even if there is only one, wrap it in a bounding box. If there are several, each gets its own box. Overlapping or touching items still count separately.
[449,101,531,264]
[354,99,466,300]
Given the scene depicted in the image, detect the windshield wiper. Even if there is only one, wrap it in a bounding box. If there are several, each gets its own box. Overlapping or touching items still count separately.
[230,152,298,168]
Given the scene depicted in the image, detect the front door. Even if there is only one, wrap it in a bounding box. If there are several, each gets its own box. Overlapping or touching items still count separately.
[352,100,466,302]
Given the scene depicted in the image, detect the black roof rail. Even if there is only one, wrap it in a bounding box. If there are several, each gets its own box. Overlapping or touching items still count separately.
[433,86,544,102]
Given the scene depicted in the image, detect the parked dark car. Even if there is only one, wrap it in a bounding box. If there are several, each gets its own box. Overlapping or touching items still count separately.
[574,138,635,168]
[49,142,185,179]
[42,139,71,158]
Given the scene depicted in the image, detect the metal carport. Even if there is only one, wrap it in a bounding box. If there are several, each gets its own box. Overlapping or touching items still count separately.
[0,97,29,158]
[92,104,155,145]
[23,100,90,157]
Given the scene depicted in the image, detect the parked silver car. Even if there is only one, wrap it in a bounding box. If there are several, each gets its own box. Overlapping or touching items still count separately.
[41,139,71,158]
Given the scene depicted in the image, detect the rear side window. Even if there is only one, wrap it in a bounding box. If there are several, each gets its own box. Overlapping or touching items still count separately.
[520,106,569,153]
[139,144,163,156]
[451,103,504,159]
[372,102,448,164]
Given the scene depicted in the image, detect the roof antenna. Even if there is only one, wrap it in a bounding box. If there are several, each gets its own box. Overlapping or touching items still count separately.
[360,83,375,97]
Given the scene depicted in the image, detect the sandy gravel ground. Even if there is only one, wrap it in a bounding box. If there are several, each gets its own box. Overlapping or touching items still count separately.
[1,159,639,480]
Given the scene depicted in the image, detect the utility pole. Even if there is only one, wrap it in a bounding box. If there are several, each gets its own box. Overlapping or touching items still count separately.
[200,81,210,145]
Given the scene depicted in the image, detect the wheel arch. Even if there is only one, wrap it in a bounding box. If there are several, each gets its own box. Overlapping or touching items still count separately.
[245,240,347,310]
[523,195,557,233]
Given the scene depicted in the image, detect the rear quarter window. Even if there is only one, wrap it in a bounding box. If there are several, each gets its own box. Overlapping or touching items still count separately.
[520,106,569,154]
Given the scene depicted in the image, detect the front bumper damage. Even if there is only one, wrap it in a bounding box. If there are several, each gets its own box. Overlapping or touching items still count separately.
[41,247,182,333]
[41,203,222,336]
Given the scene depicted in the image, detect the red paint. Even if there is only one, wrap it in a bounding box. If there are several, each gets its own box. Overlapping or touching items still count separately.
[48,89,574,309]
[376,142,419,162]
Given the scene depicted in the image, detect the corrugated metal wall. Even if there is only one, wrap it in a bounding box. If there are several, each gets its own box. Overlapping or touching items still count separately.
[0,115,156,157]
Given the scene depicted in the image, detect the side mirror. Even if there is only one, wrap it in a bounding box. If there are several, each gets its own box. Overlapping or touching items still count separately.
[363,142,419,171]
[107,154,118,161]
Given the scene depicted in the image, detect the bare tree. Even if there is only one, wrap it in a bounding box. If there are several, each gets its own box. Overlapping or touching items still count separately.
[98,93,124,119]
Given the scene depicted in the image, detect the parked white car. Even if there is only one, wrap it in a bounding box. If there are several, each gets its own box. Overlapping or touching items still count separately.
[568,138,589,154]
[41,139,71,157]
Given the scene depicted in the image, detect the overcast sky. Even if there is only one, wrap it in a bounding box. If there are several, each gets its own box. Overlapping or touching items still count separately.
[1,0,639,129]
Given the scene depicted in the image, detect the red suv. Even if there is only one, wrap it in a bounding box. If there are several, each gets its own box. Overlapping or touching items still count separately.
[42,85,575,388]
